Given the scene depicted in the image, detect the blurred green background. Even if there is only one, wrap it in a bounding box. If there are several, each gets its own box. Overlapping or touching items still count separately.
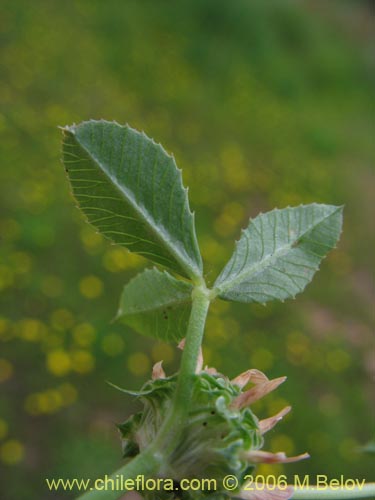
[0,0,374,498]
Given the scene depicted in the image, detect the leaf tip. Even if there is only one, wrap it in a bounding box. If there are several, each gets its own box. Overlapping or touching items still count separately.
[61,123,77,135]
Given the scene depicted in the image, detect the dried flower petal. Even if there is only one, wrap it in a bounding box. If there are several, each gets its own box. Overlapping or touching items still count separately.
[177,338,185,350]
[244,450,310,464]
[203,366,219,375]
[152,361,166,380]
[232,369,269,389]
[259,406,292,434]
[231,376,287,409]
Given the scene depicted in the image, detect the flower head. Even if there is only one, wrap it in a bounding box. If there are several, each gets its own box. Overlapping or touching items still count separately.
[117,346,308,500]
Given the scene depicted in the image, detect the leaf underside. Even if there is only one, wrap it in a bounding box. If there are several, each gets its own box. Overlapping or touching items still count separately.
[61,120,202,280]
[214,204,343,303]
[116,268,193,343]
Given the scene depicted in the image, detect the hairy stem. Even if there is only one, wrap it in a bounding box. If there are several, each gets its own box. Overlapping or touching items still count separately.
[152,284,211,448]
[76,284,211,500]
[292,483,375,499]
[77,448,159,500]
[172,286,211,414]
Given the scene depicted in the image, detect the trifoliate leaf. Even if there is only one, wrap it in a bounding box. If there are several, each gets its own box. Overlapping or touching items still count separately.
[61,120,202,280]
[214,204,343,303]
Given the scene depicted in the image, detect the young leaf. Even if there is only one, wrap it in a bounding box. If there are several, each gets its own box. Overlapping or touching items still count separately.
[61,120,202,280]
[214,204,343,303]
[116,268,193,342]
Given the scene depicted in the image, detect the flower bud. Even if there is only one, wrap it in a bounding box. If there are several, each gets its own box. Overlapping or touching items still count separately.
[117,360,307,500]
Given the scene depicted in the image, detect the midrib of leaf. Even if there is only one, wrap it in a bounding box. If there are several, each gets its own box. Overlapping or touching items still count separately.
[215,242,292,296]
[67,128,202,281]
[214,206,342,296]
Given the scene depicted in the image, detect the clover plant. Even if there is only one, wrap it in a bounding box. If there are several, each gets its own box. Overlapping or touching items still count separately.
[61,120,374,500]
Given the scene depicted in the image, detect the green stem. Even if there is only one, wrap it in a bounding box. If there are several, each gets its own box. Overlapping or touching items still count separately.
[77,448,159,500]
[171,286,210,417]
[76,284,211,500]
[292,483,375,499]
[152,284,211,448]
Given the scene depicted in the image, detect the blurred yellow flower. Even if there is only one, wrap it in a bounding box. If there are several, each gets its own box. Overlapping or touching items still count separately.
[80,226,104,254]
[127,352,150,376]
[17,319,47,342]
[72,322,96,346]
[0,440,25,465]
[103,247,142,272]
[70,350,95,374]
[46,349,71,376]
[101,333,125,356]
[50,308,74,331]
[25,384,78,415]
[79,275,103,299]
[25,390,63,415]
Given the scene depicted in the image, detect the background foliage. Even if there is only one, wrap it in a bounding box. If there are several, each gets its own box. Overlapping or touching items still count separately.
[0,1,374,498]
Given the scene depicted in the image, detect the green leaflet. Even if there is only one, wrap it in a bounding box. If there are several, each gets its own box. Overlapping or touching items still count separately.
[116,268,193,342]
[214,204,343,303]
[61,120,202,280]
